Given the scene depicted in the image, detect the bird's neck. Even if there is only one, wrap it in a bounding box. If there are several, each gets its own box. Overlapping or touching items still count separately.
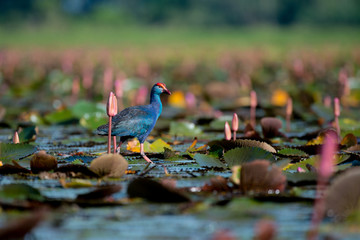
[150,92,162,118]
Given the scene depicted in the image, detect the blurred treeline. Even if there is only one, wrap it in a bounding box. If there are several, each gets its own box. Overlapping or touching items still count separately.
[1,0,360,27]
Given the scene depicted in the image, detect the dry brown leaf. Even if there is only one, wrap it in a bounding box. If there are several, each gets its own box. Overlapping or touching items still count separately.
[30,151,57,174]
[325,167,360,221]
[240,159,286,194]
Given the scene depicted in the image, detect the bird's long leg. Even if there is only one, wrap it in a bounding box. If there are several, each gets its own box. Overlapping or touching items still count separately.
[113,136,117,154]
[140,143,169,175]
[140,143,153,163]
[116,141,122,154]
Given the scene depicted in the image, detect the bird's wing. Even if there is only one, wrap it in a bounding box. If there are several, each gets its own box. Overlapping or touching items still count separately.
[111,106,155,137]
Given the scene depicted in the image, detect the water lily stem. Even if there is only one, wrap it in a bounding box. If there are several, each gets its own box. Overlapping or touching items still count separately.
[107,117,112,154]
[113,136,117,154]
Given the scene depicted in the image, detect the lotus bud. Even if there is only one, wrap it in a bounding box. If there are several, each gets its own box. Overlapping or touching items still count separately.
[334,98,340,139]
[232,113,239,141]
[185,92,196,110]
[250,90,257,108]
[13,131,19,144]
[319,132,337,181]
[224,122,231,141]
[107,92,118,117]
[286,97,292,132]
[297,167,306,173]
[250,90,257,128]
[334,98,340,117]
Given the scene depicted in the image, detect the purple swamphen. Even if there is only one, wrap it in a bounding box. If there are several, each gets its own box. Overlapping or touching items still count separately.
[96,83,171,163]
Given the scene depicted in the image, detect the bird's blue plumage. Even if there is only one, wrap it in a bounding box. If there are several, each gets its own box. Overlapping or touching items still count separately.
[96,83,170,143]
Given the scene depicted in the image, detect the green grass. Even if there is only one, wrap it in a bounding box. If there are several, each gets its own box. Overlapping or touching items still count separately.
[1,24,359,54]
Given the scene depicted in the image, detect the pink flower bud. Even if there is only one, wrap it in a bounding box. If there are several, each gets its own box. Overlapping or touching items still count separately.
[224,122,232,140]
[319,132,337,180]
[232,113,239,132]
[107,92,118,117]
[297,167,306,173]
[286,98,293,116]
[334,98,340,117]
[13,131,19,144]
[185,92,196,109]
[250,90,257,108]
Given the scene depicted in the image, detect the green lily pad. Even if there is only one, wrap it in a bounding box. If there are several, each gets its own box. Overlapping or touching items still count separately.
[194,153,226,168]
[0,143,37,164]
[0,183,44,202]
[18,125,37,143]
[70,100,106,119]
[208,139,277,153]
[80,112,108,130]
[284,156,318,171]
[44,108,74,124]
[285,172,317,185]
[224,147,276,168]
[277,148,308,157]
[169,121,202,137]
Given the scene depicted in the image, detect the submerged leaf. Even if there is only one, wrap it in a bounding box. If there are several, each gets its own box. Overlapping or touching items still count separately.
[224,147,276,168]
[0,143,37,164]
[341,133,357,149]
[194,154,226,168]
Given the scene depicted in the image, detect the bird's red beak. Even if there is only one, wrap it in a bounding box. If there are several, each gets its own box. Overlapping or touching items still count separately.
[163,87,171,95]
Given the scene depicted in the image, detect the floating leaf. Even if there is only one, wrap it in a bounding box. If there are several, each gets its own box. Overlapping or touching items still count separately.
[0,163,31,175]
[169,121,202,137]
[70,100,106,119]
[208,139,276,153]
[80,112,107,130]
[277,148,308,157]
[284,172,317,185]
[44,109,75,124]
[90,154,128,178]
[76,185,122,200]
[0,184,44,202]
[127,177,190,203]
[0,143,37,164]
[194,153,226,168]
[18,126,37,143]
[59,179,94,188]
[283,156,318,171]
[209,115,234,130]
[341,133,357,148]
[127,139,173,153]
[224,147,276,168]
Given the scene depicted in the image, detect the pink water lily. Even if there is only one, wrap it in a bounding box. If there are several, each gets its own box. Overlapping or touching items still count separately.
[232,113,239,141]
[224,121,231,141]
[107,92,118,153]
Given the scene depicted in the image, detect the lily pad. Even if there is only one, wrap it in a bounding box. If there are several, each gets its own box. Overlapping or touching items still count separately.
[80,112,107,130]
[70,100,106,119]
[169,121,202,137]
[127,139,173,153]
[224,147,276,168]
[0,143,37,164]
[277,148,308,157]
[194,153,226,168]
[0,183,44,202]
[44,109,75,124]
[283,156,318,171]
[208,139,276,153]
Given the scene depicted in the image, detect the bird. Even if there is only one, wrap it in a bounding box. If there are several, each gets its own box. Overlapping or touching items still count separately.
[96,83,171,163]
